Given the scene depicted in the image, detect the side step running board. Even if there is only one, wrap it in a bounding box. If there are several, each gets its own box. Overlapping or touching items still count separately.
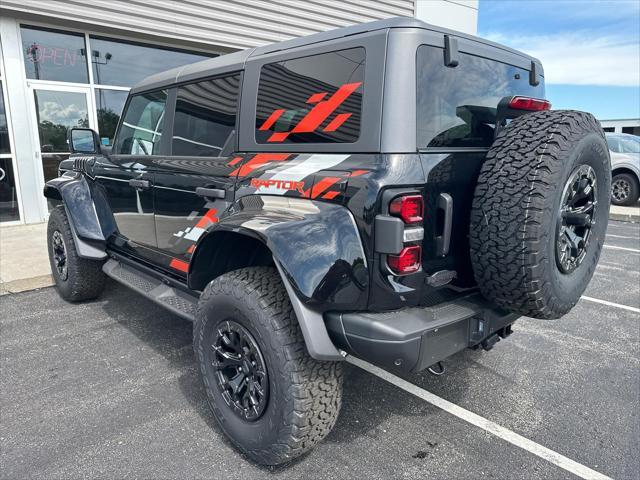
[102,259,199,321]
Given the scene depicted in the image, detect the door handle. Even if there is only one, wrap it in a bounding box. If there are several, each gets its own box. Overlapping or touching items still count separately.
[129,179,150,189]
[195,187,226,199]
[435,193,453,257]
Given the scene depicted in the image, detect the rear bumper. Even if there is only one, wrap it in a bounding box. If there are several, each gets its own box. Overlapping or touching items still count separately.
[325,293,519,372]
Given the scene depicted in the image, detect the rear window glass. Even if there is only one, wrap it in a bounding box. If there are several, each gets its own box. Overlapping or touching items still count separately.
[172,74,240,157]
[417,45,544,149]
[255,47,364,144]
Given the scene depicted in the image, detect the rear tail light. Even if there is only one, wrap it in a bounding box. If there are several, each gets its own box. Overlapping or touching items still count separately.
[387,245,422,275]
[508,96,551,111]
[389,194,424,224]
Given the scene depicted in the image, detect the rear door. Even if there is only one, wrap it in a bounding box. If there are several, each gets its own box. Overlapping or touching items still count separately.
[152,73,241,277]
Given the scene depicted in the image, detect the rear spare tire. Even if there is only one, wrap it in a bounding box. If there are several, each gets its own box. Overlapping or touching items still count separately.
[470,110,611,319]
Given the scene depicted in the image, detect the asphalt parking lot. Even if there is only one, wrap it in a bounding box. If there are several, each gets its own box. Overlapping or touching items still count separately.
[1,220,638,480]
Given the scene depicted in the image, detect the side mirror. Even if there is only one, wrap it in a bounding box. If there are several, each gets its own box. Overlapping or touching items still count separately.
[68,128,100,154]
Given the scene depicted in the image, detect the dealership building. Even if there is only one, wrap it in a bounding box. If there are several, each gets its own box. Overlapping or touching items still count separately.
[0,0,478,225]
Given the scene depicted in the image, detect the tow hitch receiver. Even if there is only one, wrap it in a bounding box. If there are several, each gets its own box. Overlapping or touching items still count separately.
[481,333,500,351]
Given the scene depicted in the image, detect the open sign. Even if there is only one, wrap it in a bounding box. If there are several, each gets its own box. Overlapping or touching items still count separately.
[26,43,80,67]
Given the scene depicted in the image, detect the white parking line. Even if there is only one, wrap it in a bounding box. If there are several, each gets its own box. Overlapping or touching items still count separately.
[581,296,640,313]
[606,234,639,240]
[603,245,640,253]
[347,356,613,480]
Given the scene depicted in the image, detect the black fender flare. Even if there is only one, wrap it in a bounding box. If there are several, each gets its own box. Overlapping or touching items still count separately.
[43,172,112,259]
[189,195,369,361]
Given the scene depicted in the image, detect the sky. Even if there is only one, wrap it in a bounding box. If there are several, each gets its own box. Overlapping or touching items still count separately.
[477,0,640,120]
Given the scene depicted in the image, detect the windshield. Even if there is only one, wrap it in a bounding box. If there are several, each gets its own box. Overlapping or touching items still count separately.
[606,134,640,154]
[416,45,544,149]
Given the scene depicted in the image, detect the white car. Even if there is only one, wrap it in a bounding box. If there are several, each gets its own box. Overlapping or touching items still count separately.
[606,133,640,206]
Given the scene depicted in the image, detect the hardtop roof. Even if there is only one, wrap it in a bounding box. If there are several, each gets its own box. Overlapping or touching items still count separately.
[131,16,540,94]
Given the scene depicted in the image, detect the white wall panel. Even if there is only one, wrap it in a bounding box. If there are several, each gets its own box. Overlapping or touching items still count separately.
[415,0,478,35]
[0,0,414,51]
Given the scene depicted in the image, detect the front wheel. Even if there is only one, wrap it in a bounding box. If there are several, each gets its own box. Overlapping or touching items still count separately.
[47,206,106,301]
[194,267,343,465]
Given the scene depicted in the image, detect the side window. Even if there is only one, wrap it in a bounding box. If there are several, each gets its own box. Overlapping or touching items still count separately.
[255,47,365,144]
[114,90,167,155]
[172,74,240,157]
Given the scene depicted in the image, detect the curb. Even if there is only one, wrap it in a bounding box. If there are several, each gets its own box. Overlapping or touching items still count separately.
[0,274,54,295]
[610,213,639,223]
[610,206,640,223]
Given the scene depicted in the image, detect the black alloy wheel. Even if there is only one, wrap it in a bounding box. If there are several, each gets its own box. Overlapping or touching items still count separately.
[51,230,69,281]
[611,175,632,204]
[556,164,598,274]
[211,320,269,422]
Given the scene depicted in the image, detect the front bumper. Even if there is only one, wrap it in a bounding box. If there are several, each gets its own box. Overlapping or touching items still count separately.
[325,293,518,372]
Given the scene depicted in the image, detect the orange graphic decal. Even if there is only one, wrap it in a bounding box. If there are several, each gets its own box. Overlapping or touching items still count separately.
[306,92,328,103]
[265,82,362,142]
[305,176,342,199]
[170,258,189,273]
[322,190,341,200]
[259,109,285,130]
[230,153,291,177]
[323,113,352,132]
[194,208,218,229]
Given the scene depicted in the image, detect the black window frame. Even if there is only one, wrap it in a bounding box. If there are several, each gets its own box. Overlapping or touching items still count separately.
[167,71,243,158]
[238,30,387,154]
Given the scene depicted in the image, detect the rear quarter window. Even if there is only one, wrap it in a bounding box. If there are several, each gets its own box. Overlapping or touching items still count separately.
[172,74,240,157]
[417,45,544,149]
[255,47,365,144]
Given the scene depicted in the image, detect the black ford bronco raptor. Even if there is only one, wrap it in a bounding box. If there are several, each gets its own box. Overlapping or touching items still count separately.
[44,17,610,465]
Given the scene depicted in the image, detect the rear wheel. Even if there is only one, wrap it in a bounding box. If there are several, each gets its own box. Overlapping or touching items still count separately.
[470,110,611,319]
[194,267,343,465]
[611,172,639,206]
[47,206,106,301]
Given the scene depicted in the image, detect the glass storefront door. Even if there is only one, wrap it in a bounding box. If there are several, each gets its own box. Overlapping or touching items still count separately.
[0,79,21,223]
[29,85,93,184]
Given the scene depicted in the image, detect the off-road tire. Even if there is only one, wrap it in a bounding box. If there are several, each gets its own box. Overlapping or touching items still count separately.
[47,206,106,301]
[611,172,639,206]
[470,110,611,319]
[194,267,343,465]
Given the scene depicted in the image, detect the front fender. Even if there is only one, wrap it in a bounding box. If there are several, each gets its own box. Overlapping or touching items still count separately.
[43,172,113,259]
[191,195,369,310]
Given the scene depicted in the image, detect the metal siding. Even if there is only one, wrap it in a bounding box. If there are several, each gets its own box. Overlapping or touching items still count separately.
[0,0,414,50]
